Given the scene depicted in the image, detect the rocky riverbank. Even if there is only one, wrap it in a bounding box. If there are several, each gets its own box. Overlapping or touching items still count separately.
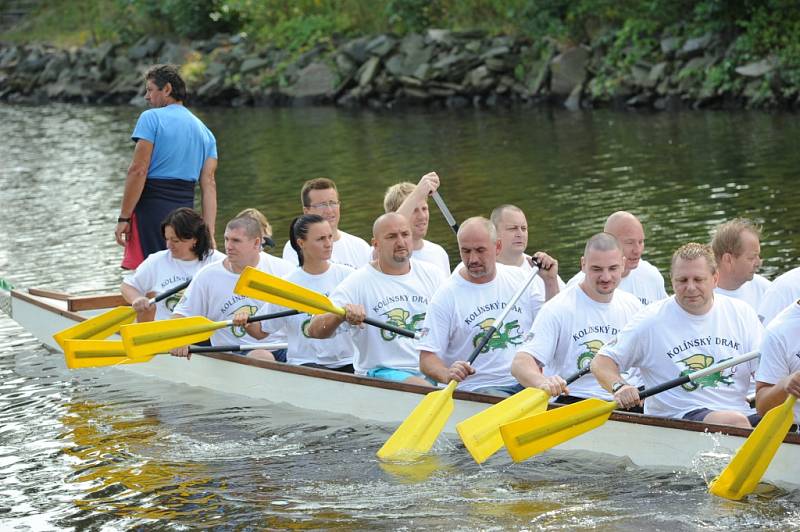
[0,30,795,111]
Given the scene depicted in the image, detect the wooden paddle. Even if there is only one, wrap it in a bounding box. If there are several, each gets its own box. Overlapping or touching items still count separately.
[456,366,591,464]
[234,266,419,339]
[120,309,299,359]
[431,191,459,234]
[500,350,761,462]
[709,394,797,500]
[64,339,288,369]
[53,279,191,350]
[376,266,540,462]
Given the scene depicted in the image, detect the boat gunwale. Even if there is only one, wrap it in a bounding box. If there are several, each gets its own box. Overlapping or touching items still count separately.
[11,287,800,446]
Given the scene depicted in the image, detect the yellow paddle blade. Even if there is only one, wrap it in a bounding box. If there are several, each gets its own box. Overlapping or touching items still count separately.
[63,339,147,369]
[53,306,136,349]
[456,388,550,464]
[120,316,223,358]
[235,266,344,317]
[500,398,616,462]
[709,395,797,500]
[377,381,458,461]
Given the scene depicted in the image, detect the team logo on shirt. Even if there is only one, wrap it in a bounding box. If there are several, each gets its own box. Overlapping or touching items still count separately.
[165,293,183,312]
[381,308,426,341]
[230,304,258,337]
[301,317,312,338]
[678,354,734,391]
[577,339,604,370]
[472,318,524,353]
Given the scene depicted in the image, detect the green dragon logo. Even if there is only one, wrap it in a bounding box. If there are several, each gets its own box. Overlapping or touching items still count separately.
[472,318,524,353]
[576,339,604,370]
[301,316,313,338]
[679,354,734,391]
[380,308,426,341]
[230,304,259,338]
[165,293,183,312]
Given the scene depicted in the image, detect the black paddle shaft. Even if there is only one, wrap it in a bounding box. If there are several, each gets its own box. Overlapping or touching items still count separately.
[245,309,300,323]
[363,316,417,339]
[565,365,591,384]
[152,279,192,303]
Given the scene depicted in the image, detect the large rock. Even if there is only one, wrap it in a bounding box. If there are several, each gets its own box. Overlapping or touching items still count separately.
[239,56,271,74]
[341,36,370,64]
[679,33,712,58]
[158,42,193,65]
[735,59,775,78]
[550,46,589,96]
[366,35,396,58]
[128,36,163,60]
[286,62,336,102]
[358,56,380,86]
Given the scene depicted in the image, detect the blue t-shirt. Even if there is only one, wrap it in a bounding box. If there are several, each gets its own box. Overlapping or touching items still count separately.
[131,104,217,182]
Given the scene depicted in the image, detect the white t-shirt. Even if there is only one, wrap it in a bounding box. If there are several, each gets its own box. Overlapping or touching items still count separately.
[412,239,451,275]
[329,259,446,375]
[568,258,668,306]
[282,230,371,269]
[453,256,563,307]
[415,264,545,391]
[599,294,763,419]
[123,249,226,320]
[173,253,291,347]
[715,273,771,312]
[755,301,800,422]
[260,263,357,367]
[519,284,643,400]
[758,267,800,325]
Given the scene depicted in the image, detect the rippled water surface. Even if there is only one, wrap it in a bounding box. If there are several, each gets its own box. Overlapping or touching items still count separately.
[1,103,799,529]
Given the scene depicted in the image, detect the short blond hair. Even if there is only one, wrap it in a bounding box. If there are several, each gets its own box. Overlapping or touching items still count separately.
[383,182,416,213]
[671,242,716,275]
[710,218,762,261]
[236,208,273,238]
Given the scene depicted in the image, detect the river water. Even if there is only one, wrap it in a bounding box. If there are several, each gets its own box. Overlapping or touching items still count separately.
[1,103,799,529]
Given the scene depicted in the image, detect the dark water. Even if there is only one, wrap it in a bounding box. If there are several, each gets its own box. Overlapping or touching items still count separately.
[1,103,799,529]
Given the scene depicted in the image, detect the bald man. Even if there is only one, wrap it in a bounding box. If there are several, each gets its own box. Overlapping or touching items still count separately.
[308,213,446,385]
[568,211,667,306]
[417,217,545,396]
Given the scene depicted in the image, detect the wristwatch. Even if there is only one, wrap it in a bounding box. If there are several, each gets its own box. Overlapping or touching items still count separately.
[611,380,628,393]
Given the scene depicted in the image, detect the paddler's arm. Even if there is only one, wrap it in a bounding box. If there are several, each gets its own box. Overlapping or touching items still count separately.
[756,373,800,415]
[396,172,439,221]
[591,354,641,409]
[308,304,365,339]
[115,139,153,246]
[199,156,218,246]
[511,351,567,396]
[531,251,560,301]
[232,308,268,340]
[420,350,474,384]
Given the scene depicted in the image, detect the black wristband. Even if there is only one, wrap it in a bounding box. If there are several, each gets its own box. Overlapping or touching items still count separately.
[118,217,131,223]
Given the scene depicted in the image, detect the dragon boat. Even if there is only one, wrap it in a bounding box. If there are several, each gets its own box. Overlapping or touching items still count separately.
[6,286,800,488]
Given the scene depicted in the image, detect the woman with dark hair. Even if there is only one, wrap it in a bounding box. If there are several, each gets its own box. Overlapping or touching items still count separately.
[236,214,357,372]
[121,207,225,321]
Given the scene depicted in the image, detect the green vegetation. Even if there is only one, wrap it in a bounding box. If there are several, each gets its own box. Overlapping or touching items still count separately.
[3,1,800,104]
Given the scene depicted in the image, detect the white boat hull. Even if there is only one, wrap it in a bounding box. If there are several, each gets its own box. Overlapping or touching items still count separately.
[8,289,800,486]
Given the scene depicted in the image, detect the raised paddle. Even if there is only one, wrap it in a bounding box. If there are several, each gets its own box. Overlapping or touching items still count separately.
[709,394,797,500]
[53,279,191,350]
[120,309,299,359]
[376,266,540,462]
[63,339,289,369]
[431,191,459,234]
[234,266,419,340]
[457,365,591,464]
[500,350,761,462]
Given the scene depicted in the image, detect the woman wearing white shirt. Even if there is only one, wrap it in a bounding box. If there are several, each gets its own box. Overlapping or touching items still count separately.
[236,214,357,371]
[121,207,225,321]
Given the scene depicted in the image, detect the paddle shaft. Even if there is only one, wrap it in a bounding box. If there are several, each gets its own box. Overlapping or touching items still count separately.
[466,266,539,365]
[431,191,459,234]
[362,316,418,339]
[188,343,288,353]
[564,365,591,385]
[149,279,192,304]
[636,350,760,400]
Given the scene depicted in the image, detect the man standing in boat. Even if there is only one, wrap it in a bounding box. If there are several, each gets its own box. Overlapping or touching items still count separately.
[383,171,451,275]
[592,243,763,428]
[491,204,563,301]
[282,178,371,269]
[711,218,771,312]
[416,217,549,396]
[170,215,293,362]
[511,232,643,402]
[307,212,445,385]
[115,64,218,270]
[568,211,667,306]
[754,299,800,423]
